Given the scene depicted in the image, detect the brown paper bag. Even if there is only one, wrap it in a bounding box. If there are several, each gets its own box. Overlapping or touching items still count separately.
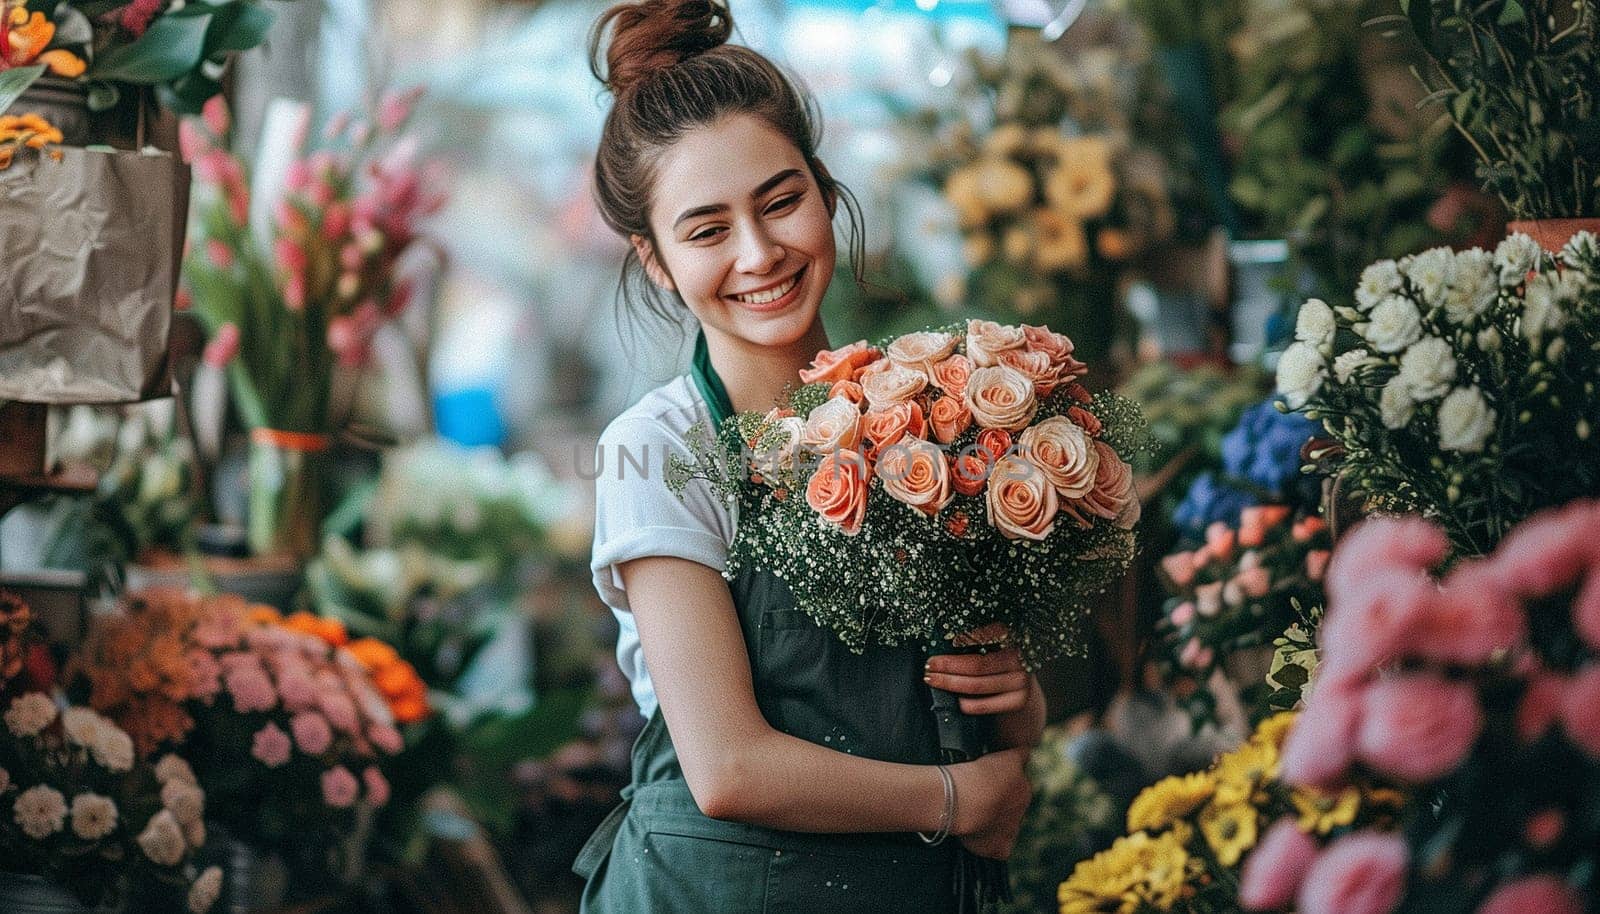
[0,146,188,404]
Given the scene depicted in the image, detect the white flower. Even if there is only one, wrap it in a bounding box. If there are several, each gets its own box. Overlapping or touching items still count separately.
[1442,249,1498,325]
[1476,326,1503,352]
[155,754,198,786]
[1397,337,1458,401]
[91,725,135,774]
[189,866,223,914]
[61,707,104,748]
[1294,298,1336,347]
[752,415,806,476]
[1361,296,1424,353]
[1332,348,1375,384]
[1438,386,1496,453]
[137,809,186,866]
[1356,260,1402,310]
[1495,233,1542,286]
[1561,230,1598,268]
[14,785,67,839]
[70,792,119,840]
[5,693,58,738]
[161,779,205,826]
[1275,341,1326,409]
[1521,272,1569,344]
[1379,377,1416,429]
[1404,247,1455,308]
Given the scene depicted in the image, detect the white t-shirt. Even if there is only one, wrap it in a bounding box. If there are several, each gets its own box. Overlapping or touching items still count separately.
[590,375,737,719]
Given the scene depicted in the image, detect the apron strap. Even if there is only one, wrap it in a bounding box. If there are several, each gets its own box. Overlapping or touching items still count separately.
[572,795,633,881]
[689,329,735,434]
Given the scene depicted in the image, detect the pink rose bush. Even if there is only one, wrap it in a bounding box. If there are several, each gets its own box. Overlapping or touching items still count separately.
[670,319,1146,667]
[1155,508,1331,729]
[1243,504,1600,913]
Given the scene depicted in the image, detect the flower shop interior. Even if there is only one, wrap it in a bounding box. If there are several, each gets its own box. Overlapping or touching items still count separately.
[2,0,1598,911]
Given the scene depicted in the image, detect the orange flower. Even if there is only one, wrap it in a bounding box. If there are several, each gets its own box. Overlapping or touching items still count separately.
[281,611,348,647]
[862,401,927,457]
[247,605,283,626]
[347,637,400,669]
[828,379,865,405]
[799,340,879,385]
[951,452,990,497]
[804,450,871,536]
[929,396,973,444]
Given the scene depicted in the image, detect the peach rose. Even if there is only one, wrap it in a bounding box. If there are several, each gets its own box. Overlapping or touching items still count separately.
[875,438,953,518]
[1066,405,1102,437]
[861,364,928,411]
[951,451,990,496]
[986,454,1059,540]
[862,401,927,455]
[805,450,870,535]
[931,354,973,398]
[1022,324,1088,382]
[998,348,1065,396]
[976,428,1014,462]
[1017,416,1099,498]
[853,356,895,383]
[799,340,879,385]
[965,319,1027,367]
[964,365,1039,431]
[886,330,959,375]
[801,396,864,454]
[929,396,973,444]
[1065,440,1137,529]
[828,379,865,405]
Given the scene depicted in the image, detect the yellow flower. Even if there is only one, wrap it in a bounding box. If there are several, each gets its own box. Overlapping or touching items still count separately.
[1032,208,1088,273]
[970,155,1035,214]
[1058,830,1193,914]
[1046,136,1116,220]
[1213,738,1279,807]
[1127,771,1215,834]
[943,166,988,229]
[1291,786,1360,835]
[1252,711,1298,748]
[981,123,1029,157]
[962,232,995,267]
[1001,224,1034,266]
[1198,801,1259,867]
[1095,227,1134,261]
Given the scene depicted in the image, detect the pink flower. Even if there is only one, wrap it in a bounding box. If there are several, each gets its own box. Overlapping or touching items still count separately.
[321,203,351,242]
[1519,671,1565,743]
[1296,831,1408,914]
[119,0,162,37]
[1179,638,1213,671]
[362,767,390,807]
[290,712,334,755]
[1316,569,1434,689]
[202,323,240,369]
[1161,552,1197,588]
[1476,875,1585,914]
[201,95,230,139]
[1327,517,1449,612]
[1236,566,1272,598]
[1169,601,1196,627]
[1195,581,1224,618]
[1305,549,1330,582]
[283,273,307,312]
[378,87,425,133]
[1482,502,1599,600]
[1205,522,1237,563]
[321,766,359,808]
[1357,675,1482,783]
[1239,505,1291,547]
[1560,665,1600,757]
[368,724,403,755]
[251,723,292,768]
[277,672,318,712]
[186,649,222,702]
[1576,568,1600,651]
[225,667,278,713]
[178,119,209,162]
[320,692,360,735]
[1523,809,1565,849]
[204,239,234,270]
[1240,818,1317,910]
[1409,562,1527,666]
[274,237,308,276]
[1281,680,1361,787]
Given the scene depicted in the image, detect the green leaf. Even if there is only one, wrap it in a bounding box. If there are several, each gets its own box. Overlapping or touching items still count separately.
[203,1,274,55]
[163,71,222,115]
[0,65,46,117]
[1496,0,1525,26]
[89,12,212,84]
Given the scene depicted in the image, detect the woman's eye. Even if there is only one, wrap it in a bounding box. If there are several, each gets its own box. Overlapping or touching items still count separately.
[767,193,803,214]
[689,226,726,242]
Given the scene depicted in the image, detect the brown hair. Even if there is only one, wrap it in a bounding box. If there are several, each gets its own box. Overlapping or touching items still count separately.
[588,0,866,336]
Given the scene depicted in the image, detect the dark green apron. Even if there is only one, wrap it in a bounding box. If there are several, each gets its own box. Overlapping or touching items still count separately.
[574,332,962,913]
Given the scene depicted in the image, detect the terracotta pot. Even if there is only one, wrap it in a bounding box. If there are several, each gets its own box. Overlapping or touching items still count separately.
[1505,218,1600,254]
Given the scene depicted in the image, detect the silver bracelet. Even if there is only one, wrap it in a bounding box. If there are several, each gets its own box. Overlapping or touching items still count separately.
[917,764,955,846]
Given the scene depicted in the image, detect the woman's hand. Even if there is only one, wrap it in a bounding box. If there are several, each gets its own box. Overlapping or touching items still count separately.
[924,623,1030,715]
[949,746,1031,860]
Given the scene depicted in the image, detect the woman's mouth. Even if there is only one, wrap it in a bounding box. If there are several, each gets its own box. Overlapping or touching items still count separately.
[727,266,806,312]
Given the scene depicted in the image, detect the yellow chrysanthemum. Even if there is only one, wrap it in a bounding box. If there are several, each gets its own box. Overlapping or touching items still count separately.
[1291,786,1360,835]
[1198,801,1259,867]
[1127,771,1215,834]
[1213,738,1280,807]
[1032,208,1088,273]
[1058,830,1193,914]
[1252,711,1298,748]
[1046,136,1116,220]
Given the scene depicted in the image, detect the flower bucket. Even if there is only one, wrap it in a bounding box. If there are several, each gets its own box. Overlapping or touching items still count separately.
[0,872,119,914]
[246,429,330,560]
[1505,218,1600,253]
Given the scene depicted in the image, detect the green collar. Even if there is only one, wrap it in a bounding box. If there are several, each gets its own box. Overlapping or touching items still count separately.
[690,330,735,433]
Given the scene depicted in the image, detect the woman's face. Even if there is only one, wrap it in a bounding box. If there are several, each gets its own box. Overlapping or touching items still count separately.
[636,113,836,350]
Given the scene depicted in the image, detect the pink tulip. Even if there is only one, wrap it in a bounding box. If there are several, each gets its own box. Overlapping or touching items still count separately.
[321,766,359,808]
[202,323,240,369]
[192,150,231,185]
[201,95,230,138]
[283,273,307,313]
[1476,875,1585,914]
[1296,831,1408,914]
[285,160,313,192]
[362,767,391,806]
[1168,601,1196,627]
[1281,680,1361,787]
[274,237,307,276]
[1560,665,1600,758]
[1205,522,1237,563]
[1240,818,1317,910]
[1161,551,1197,588]
[340,242,364,273]
[1357,675,1482,783]
[204,239,234,270]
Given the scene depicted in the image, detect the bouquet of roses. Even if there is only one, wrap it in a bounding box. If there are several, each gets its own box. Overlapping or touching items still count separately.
[1060,711,1406,914]
[674,319,1145,671]
[0,692,222,912]
[1252,507,1600,914]
[1156,508,1330,730]
[1276,232,1600,556]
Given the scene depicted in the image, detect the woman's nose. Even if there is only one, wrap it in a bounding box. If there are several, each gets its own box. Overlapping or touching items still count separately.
[734,224,783,275]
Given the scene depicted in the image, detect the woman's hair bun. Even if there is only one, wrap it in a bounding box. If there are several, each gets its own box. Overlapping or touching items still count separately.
[589,0,734,97]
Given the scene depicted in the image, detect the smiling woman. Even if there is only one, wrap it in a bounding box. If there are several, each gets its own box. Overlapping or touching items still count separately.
[574,0,1039,911]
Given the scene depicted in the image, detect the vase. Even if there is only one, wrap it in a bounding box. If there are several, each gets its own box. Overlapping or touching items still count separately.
[0,871,119,914]
[246,429,330,560]
[1506,218,1600,254]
